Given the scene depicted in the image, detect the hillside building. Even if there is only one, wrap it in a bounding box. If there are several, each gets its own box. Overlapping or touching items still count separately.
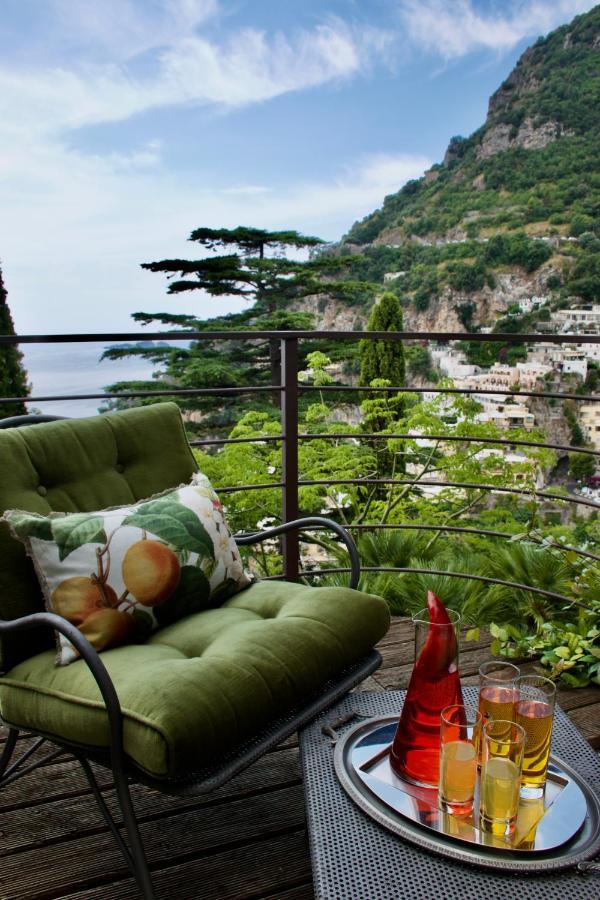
[580,404,600,451]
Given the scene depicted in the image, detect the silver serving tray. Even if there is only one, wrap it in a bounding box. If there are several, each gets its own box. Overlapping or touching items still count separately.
[334,716,600,873]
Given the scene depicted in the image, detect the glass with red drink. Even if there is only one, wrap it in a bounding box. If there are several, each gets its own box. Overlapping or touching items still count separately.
[390,593,463,787]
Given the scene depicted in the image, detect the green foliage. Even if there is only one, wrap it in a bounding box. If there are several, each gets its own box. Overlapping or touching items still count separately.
[490,601,600,687]
[103,226,378,429]
[447,261,486,292]
[566,253,600,301]
[405,345,437,382]
[568,451,596,482]
[359,292,405,388]
[0,266,29,418]
[484,232,552,273]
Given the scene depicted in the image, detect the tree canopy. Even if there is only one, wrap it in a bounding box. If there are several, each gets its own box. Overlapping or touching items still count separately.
[103,225,379,430]
[0,265,28,418]
[359,291,405,389]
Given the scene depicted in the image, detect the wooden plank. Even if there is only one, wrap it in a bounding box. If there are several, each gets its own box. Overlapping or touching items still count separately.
[63,830,312,900]
[567,704,600,749]
[372,644,497,690]
[555,684,600,713]
[0,783,307,899]
[375,618,413,646]
[0,748,301,856]
[376,620,491,658]
[0,757,113,813]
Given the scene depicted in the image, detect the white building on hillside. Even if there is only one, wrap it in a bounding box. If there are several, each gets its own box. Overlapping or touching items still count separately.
[553,306,600,334]
[476,399,535,431]
[430,347,479,380]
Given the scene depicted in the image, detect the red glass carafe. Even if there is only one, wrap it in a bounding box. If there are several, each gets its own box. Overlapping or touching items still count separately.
[390,592,463,787]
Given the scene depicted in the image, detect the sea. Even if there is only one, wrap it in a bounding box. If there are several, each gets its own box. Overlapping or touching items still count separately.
[20,342,168,419]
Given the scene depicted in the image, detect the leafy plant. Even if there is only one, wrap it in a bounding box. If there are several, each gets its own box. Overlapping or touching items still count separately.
[489,600,600,687]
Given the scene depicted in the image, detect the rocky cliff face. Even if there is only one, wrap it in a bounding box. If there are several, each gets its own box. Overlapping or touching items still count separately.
[401,260,558,333]
[476,117,571,159]
[290,293,365,331]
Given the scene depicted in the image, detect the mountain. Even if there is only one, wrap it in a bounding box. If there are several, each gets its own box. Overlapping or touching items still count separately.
[336,6,600,335]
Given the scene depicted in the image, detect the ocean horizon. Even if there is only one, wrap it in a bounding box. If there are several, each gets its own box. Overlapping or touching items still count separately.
[20,342,166,419]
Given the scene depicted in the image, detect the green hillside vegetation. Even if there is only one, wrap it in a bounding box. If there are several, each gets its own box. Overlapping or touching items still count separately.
[344,6,599,311]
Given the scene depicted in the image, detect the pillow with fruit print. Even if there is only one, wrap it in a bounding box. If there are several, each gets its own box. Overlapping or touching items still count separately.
[3,473,252,665]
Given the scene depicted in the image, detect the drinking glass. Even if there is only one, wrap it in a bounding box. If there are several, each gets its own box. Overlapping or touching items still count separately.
[478,661,520,731]
[515,674,557,799]
[439,704,482,816]
[480,719,526,837]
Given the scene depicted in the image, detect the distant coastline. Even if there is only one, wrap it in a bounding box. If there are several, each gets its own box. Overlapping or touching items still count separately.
[22,342,164,418]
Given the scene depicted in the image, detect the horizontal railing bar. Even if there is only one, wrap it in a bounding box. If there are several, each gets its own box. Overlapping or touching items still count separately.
[2,382,597,404]
[243,522,599,564]
[342,523,600,562]
[300,385,600,403]
[190,435,282,447]
[0,385,282,404]
[2,330,599,344]
[297,478,600,508]
[298,567,591,609]
[217,482,284,493]
[297,433,600,456]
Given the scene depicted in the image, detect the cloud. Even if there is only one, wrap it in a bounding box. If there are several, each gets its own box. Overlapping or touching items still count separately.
[159,22,364,108]
[1,143,429,334]
[0,11,371,138]
[398,0,597,59]
[52,0,219,60]
[0,2,418,336]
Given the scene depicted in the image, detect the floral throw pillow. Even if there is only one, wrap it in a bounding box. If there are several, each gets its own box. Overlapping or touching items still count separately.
[3,473,251,665]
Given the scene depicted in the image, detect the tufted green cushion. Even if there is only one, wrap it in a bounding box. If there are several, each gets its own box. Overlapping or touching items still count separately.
[0,403,197,670]
[0,580,390,778]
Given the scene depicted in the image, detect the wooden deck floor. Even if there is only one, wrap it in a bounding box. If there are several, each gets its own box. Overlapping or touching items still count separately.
[1,618,599,900]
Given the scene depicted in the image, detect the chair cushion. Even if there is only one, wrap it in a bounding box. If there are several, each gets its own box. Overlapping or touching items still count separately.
[3,473,252,665]
[0,403,198,670]
[0,580,390,778]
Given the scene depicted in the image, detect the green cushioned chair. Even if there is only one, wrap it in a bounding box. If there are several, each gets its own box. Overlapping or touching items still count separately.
[0,403,389,899]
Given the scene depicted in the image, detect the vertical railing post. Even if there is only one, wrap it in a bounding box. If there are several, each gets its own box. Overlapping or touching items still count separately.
[281,336,299,581]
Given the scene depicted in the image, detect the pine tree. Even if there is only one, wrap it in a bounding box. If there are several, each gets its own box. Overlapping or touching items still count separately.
[0,265,29,418]
[359,291,405,387]
[104,226,378,432]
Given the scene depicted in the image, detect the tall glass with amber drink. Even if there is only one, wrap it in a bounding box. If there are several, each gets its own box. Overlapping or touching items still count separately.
[439,704,481,816]
[515,675,556,799]
[478,662,519,750]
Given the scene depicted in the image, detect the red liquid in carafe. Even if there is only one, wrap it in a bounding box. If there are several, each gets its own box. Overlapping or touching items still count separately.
[390,592,463,786]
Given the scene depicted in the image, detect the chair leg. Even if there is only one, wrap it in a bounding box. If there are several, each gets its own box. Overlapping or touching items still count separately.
[0,727,19,780]
[112,766,156,900]
[78,754,156,900]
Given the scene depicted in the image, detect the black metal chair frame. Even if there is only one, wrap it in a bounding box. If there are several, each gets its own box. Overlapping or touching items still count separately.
[0,418,379,899]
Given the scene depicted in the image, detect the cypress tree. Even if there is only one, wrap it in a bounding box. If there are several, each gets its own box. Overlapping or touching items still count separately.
[359,291,406,476]
[359,291,405,387]
[0,265,29,418]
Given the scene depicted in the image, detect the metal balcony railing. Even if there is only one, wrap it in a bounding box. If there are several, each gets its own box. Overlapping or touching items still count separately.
[1,330,599,605]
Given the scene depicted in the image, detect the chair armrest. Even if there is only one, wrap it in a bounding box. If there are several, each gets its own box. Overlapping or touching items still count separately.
[235,516,360,589]
[0,612,126,763]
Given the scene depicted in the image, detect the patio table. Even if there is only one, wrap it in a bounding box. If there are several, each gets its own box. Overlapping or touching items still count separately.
[299,688,600,900]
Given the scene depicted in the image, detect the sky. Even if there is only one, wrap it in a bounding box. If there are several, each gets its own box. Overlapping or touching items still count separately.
[0,0,596,335]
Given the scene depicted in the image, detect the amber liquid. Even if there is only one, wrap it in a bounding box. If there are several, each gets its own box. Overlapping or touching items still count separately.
[515,699,553,788]
[480,757,521,835]
[478,685,517,730]
[439,740,477,814]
